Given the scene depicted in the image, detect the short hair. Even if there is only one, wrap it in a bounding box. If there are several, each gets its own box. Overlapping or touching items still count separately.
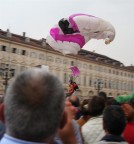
[128,98,134,108]
[80,99,91,116]
[103,105,126,135]
[107,98,120,106]
[4,68,65,142]
[88,96,105,117]
[99,91,107,101]
[68,95,80,107]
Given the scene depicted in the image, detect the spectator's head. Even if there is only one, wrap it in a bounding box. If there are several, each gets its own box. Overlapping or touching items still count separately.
[98,91,107,101]
[121,98,134,122]
[103,105,126,136]
[107,98,120,106]
[128,98,134,108]
[69,80,73,84]
[80,98,91,116]
[88,96,105,117]
[68,95,80,107]
[4,68,65,143]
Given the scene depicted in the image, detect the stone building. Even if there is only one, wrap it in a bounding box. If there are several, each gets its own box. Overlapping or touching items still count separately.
[0,29,134,100]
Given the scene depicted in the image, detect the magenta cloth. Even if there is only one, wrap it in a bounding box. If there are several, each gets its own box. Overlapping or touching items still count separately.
[70,66,80,77]
[50,27,85,48]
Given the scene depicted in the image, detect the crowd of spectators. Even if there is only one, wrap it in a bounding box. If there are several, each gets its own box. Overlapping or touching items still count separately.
[0,68,133,144]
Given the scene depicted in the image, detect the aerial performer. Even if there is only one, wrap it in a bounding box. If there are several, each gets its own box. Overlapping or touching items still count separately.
[66,66,80,97]
[66,80,79,97]
[46,13,116,55]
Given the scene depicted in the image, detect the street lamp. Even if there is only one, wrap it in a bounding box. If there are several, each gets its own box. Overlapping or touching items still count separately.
[94,79,103,95]
[0,64,15,93]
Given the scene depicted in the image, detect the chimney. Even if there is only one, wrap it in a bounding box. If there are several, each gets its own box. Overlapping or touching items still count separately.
[7,29,10,33]
[41,38,46,47]
[23,32,26,37]
[6,29,12,38]
[22,32,30,42]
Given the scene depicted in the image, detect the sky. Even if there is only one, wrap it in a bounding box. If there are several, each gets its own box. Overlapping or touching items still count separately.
[0,0,134,66]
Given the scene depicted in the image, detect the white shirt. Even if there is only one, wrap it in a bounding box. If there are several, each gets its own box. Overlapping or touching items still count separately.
[82,115,105,144]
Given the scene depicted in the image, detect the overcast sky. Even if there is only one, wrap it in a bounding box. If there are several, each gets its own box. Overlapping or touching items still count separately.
[0,0,134,66]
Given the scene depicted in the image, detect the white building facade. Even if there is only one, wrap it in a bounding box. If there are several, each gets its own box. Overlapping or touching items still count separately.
[0,29,134,100]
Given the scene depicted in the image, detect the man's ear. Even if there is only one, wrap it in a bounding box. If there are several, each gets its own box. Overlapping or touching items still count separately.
[59,111,67,129]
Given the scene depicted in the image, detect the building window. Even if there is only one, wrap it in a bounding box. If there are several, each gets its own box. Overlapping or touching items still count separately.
[12,48,17,53]
[131,84,133,91]
[89,65,92,70]
[64,73,68,84]
[116,71,119,75]
[30,52,37,58]
[39,54,44,60]
[89,77,92,86]
[77,62,81,68]
[77,76,81,85]
[71,61,74,66]
[2,45,6,51]
[0,63,7,69]
[63,59,68,65]
[55,58,61,63]
[83,76,86,86]
[94,66,97,71]
[109,81,111,89]
[104,80,107,88]
[99,67,103,72]
[109,69,111,73]
[121,83,123,90]
[124,83,127,90]
[110,81,113,89]
[10,69,15,77]
[0,63,6,68]
[116,81,119,89]
[83,64,87,69]
[47,56,54,62]
[21,50,26,55]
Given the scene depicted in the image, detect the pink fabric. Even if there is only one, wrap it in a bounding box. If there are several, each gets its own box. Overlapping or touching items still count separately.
[70,66,80,77]
[50,27,85,48]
